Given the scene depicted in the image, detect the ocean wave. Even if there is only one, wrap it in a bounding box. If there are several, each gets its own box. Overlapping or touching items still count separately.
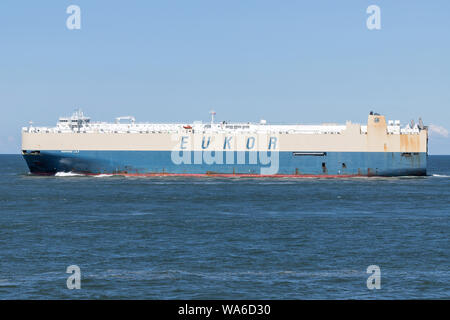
[55,172,116,178]
[54,171,85,177]
[432,174,450,178]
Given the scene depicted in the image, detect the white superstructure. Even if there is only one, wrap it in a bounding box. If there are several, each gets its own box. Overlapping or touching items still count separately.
[22,110,421,135]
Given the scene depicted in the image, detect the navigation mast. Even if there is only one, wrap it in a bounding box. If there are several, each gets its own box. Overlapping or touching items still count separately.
[209,110,216,125]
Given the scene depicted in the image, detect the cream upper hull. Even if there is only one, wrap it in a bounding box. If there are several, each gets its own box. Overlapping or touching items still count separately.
[22,114,428,153]
[22,130,427,153]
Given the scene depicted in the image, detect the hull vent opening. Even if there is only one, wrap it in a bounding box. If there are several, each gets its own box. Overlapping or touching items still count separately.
[293,152,327,156]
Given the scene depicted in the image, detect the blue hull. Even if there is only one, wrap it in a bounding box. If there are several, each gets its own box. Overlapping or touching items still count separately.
[22,150,427,177]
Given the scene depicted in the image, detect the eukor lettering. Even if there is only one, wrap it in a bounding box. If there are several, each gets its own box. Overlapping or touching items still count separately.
[177,136,278,150]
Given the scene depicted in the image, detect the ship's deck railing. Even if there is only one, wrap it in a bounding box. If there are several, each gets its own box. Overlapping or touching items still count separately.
[22,121,421,135]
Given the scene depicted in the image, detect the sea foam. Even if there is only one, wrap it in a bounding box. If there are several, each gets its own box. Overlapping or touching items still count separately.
[55,171,85,177]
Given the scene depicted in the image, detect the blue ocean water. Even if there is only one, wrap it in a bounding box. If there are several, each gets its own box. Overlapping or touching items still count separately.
[0,154,449,299]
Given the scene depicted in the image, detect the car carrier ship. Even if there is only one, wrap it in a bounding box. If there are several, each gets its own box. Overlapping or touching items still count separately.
[22,110,428,177]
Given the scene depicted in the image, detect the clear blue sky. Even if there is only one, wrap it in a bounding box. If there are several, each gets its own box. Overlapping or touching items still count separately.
[1,1,449,154]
